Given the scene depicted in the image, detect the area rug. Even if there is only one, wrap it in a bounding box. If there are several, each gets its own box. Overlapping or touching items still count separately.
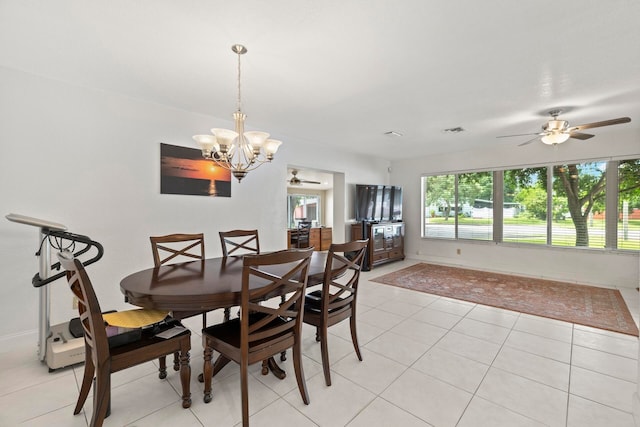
[371,263,638,336]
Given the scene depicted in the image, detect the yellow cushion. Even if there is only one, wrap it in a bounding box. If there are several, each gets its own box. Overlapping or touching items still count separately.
[103,309,169,328]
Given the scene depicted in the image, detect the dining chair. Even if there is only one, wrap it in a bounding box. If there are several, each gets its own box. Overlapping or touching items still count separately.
[303,239,369,386]
[150,233,206,371]
[57,251,192,427]
[219,229,260,257]
[219,229,260,321]
[292,221,312,248]
[202,248,314,427]
[150,233,207,326]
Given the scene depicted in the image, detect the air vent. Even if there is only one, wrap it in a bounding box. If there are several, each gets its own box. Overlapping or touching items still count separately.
[383,131,403,137]
[443,127,465,133]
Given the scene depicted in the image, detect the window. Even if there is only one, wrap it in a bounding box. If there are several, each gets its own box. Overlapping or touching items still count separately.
[287,194,320,229]
[423,174,455,238]
[422,172,493,241]
[421,158,639,252]
[618,159,640,251]
[552,162,606,248]
[503,167,547,245]
[458,171,493,241]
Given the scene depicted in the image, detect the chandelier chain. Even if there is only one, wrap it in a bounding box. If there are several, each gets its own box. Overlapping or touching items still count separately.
[236,50,242,112]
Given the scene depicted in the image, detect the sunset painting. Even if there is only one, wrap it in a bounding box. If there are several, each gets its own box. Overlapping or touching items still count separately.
[160,143,231,197]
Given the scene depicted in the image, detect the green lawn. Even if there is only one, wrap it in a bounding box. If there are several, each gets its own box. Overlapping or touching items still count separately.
[426,217,640,249]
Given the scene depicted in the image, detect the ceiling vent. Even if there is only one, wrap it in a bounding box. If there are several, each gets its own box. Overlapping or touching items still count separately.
[383,131,403,137]
[443,127,465,133]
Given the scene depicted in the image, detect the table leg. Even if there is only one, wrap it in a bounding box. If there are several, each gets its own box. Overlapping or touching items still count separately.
[267,357,286,379]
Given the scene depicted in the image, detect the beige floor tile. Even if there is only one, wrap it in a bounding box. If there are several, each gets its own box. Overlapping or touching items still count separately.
[571,344,637,382]
[504,329,572,363]
[476,367,568,426]
[452,317,511,344]
[457,396,547,427]
[411,306,462,329]
[566,394,635,427]
[570,366,636,413]
[413,347,489,393]
[364,330,431,366]
[332,347,407,394]
[381,368,472,427]
[434,331,501,365]
[493,346,570,391]
[346,397,431,427]
[283,372,375,426]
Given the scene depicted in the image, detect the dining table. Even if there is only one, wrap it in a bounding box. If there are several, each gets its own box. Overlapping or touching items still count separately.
[119,251,329,382]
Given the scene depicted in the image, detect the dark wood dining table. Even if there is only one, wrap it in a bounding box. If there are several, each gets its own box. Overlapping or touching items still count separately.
[119,252,329,381]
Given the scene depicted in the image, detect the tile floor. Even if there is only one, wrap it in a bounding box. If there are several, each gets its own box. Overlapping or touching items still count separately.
[1,259,638,426]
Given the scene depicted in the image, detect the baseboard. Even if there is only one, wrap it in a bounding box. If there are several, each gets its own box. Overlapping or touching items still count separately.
[0,328,37,344]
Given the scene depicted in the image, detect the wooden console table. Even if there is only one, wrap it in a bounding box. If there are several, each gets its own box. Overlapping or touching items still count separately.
[351,222,405,270]
[287,227,332,251]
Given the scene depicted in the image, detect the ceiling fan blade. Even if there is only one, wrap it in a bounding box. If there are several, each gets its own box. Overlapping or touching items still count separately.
[518,136,541,147]
[301,179,321,184]
[496,132,542,139]
[568,131,595,140]
[569,117,631,132]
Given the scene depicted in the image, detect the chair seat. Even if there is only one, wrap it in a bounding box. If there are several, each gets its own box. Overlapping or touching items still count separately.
[203,313,293,360]
[109,322,190,373]
[304,290,348,314]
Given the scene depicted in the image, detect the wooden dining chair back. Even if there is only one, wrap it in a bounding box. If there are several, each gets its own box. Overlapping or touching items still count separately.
[293,221,312,248]
[303,239,369,386]
[219,229,260,257]
[202,248,314,427]
[57,251,192,427]
[150,233,206,371]
[150,233,205,267]
[149,232,208,322]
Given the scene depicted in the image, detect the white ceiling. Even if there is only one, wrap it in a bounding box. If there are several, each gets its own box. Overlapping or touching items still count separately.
[1,1,639,161]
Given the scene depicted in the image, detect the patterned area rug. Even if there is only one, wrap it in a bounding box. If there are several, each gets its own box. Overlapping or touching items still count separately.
[372,263,639,336]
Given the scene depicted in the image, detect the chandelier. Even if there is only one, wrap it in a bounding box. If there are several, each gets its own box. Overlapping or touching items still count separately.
[193,44,282,182]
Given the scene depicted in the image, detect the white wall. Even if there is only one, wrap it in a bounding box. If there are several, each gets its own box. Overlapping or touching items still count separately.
[391,129,640,289]
[0,66,389,338]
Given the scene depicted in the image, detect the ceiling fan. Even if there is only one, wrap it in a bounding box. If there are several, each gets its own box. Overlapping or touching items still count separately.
[497,110,631,146]
[288,169,321,186]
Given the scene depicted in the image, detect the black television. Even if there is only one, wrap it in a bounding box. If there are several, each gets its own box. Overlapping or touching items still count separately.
[355,184,402,222]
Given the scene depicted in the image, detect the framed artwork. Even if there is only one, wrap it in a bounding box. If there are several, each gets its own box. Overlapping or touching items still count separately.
[160,143,231,197]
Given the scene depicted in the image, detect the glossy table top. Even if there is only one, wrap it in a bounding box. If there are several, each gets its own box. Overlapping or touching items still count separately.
[120,253,328,313]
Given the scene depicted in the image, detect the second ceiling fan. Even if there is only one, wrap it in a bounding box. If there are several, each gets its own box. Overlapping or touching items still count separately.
[497,110,631,146]
[288,169,321,186]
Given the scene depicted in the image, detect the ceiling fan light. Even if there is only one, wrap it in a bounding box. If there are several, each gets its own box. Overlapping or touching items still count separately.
[541,132,570,145]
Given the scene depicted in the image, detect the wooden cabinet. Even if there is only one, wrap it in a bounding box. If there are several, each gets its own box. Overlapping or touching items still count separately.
[351,222,405,270]
[320,227,332,251]
[288,227,332,251]
[310,228,320,249]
